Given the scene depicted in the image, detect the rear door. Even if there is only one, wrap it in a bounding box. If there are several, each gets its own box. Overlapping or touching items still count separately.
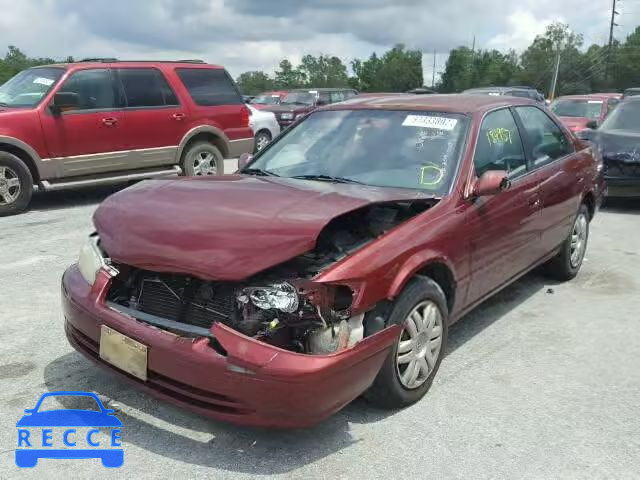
[465,107,542,304]
[116,67,186,167]
[513,105,581,259]
[39,67,127,177]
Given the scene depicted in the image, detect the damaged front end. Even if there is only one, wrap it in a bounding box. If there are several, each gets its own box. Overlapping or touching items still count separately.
[104,199,436,355]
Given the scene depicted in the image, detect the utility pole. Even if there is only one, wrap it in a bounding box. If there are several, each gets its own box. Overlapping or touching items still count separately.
[605,0,619,81]
[549,49,561,101]
[432,49,436,88]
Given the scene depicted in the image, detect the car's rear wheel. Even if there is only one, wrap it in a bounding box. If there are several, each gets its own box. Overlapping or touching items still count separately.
[365,276,448,409]
[544,204,590,281]
[254,130,272,152]
[0,151,33,217]
[181,142,224,176]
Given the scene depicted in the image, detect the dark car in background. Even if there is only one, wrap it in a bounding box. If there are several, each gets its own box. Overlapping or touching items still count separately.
[622,87,640,99]
[582,96,640,198]
[261,88,358,128]
[550,93,621,134]
[463,86,545,104]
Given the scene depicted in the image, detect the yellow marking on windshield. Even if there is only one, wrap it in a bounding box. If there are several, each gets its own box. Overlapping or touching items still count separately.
[420,164,444,186]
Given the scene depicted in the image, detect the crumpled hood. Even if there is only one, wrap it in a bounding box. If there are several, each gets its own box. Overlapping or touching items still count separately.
[94,175,431,281]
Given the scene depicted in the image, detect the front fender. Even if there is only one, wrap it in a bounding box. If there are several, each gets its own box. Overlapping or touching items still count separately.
[386,250,457,301]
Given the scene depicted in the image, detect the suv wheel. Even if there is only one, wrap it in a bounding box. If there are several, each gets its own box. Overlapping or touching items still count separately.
[181,142,224,176]
[0,151,33,217]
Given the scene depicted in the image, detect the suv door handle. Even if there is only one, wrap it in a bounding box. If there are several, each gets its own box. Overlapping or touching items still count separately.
[101,117,117,127]
[172,113,186,121]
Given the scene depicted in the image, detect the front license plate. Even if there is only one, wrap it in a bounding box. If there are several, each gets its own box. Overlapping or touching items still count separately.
[99,325,148,381]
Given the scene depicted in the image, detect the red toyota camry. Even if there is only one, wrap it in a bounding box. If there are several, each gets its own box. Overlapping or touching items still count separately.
[62,94,604,427]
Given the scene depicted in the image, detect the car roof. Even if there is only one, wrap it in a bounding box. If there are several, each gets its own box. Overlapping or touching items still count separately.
[325,93,536,114]
[554,93,620,101]
[624,87,640,92]
[290,87,354,92]
[34,60,224,69]
[463,86,533,93]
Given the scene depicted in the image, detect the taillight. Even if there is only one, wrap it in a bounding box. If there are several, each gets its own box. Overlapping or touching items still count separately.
[240,106,250,127]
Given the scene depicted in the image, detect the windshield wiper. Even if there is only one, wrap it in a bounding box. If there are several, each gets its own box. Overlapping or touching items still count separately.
[291,174,365,185]
[241,167,279,177]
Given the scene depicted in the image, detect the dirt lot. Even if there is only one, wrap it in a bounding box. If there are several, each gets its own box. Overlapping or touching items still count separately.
[1,182,638,479]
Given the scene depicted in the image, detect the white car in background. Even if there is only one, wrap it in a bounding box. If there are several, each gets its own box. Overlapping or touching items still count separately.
[248,105,280,152]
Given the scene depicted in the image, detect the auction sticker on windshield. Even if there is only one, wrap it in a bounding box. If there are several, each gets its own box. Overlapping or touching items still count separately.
[402,115,457,130]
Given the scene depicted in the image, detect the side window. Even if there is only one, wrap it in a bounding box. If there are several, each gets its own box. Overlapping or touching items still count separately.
[474,108,527,178]
[57,69,119,111]
[319,92,331,104]
[176,68,242,106]
[606,98,620,116]
[118,68,179,108]
[507,90,530,99]
[515,106,573,168]
[330,91,345,103]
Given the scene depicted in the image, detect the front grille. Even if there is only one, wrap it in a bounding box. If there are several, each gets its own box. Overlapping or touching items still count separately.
[137,278,236,330]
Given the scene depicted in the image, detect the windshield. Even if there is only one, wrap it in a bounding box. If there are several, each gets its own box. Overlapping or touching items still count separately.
[551,99,603,119]
[252,94,281,105]
[282,92,316,105]
[0,67,65,107]
[247,109,469,195]
[599,100,640,132]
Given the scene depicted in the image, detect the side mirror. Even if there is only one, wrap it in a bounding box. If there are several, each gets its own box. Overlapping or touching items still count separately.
[23,409,35,414]
[50,91,79,114]
[472,170,510,197]
[586,119,598,130]
[238,153,253,170]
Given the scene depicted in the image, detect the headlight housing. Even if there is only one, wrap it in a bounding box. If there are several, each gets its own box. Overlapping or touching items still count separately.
[78,235,106,285]
[280,112,294,120]
[246,283,299,313]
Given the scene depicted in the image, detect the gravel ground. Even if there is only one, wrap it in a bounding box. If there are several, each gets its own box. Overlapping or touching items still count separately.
[0,176,639,479]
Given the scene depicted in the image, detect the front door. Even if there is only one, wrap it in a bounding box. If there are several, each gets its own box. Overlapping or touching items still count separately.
[465,107,542,305]
[40,68,127,177]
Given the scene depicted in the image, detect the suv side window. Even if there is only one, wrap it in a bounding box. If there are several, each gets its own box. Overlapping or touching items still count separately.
[118,68,179,108]
[319,92,331,104]
[329,91,345,103]
[176,68,242,106]
[514,106,573,168]
[474,108,527,178]
[57,68,119,111]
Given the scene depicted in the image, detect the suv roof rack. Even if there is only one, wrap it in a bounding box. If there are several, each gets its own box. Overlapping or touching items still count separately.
[79,58,205,64]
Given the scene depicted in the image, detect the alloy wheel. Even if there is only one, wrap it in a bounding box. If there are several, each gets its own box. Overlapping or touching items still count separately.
[396,300,444,389]
[570,212,588,268]
[0,166,21,205]
[191,151,218,176]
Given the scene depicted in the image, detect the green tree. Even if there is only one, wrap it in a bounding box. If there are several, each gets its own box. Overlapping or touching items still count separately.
[274,59,306,89]
[297,54,349,87]
[351,45,422,92]
[235,71,274,95]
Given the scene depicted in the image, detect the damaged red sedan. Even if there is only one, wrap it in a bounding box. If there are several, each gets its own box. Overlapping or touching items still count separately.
[62,95,604,427]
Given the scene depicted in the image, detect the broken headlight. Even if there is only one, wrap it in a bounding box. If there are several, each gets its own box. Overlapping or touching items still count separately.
[245,283,299,313]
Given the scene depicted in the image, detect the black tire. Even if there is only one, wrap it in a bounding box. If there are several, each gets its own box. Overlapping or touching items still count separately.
[365,276,449,409]
[180,141,224,176]
[254,130,272,152]
[0,151,33,217]
[544,204,590,281]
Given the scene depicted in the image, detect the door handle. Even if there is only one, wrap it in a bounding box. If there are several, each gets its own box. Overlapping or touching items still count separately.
[172,113,186,121]
[101,117,117,127]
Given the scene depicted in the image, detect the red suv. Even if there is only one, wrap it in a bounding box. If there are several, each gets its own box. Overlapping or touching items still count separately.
[0,59,253,216]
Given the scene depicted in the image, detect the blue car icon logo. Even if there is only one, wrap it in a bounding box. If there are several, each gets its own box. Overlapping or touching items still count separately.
[16,391,123,468]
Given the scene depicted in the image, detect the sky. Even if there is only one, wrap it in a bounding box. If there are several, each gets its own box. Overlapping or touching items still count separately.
[0,0,638,84]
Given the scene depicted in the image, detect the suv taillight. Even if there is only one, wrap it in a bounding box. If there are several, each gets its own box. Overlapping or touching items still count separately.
[240,106,250,127]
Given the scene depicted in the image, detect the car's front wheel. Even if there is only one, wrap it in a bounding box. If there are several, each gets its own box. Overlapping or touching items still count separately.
[0,151,33,217]
[545,204,590,281]
[365,276,448,409]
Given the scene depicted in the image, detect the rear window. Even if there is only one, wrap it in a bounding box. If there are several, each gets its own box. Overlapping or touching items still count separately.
[550,99,603,119]
[176,68,242,106]
[117,68,179,108]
